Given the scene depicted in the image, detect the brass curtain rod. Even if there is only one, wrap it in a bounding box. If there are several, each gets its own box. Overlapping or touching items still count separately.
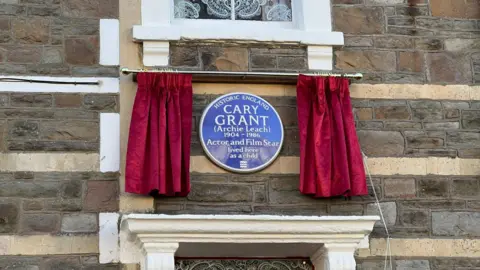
[120,68,363,79]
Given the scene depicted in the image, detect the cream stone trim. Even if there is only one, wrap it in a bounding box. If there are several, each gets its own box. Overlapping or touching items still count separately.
[192,83,480,100]
[119,193,154,213]
[0,153,99,172]
[0,235,98,255]
[120,214,378,270]
[191,156,480,176]
[358,238,480,258]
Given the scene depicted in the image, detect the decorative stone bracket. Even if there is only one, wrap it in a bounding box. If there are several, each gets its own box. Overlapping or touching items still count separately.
[121,214,379,270]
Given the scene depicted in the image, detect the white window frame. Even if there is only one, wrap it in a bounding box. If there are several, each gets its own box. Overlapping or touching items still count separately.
[133,0,345,70]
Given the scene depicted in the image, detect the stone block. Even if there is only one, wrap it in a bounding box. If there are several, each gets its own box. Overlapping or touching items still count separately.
[0,4,25,15]
[399,210,428,227]
[398,51,423,73]
[7,46,42,63]
[430,0,480,19]
[12,17,49,44]
[7,141,99,152]
[335,50,396,72]
[356,261,385,270]
[406,148,457,158]
[329,204,363,215]
[45,199,82,211]
[8,120,39,139]
[418,178,449,198]
[276,106,297,127]
[398,200,465,210]
[170,45,198,67]
[184,204,251,214]
[387,16,415,26]
[444,109,460,119]
[84,181,118,211]
[254,205,327,216]
[415,38,443,50]
[10,93,52,107]
[445,38,480,52]
[53,110,98,119]
[357,130,405,156]
[427,52,472,84]
[462,110,480,128]
[447,131,480,148]
[384,178,416,198]
[451,178,480,198]
[83,94,117,111]
[54,94,83,108]
[277,56,307,71]
[0,200,18,233]
[384,121,422,129]
[354,108,372,121]
[374,106,410,119]
[433,212,480,236]
[412,108,443,120]
[423,121,459,130]
[61,213,97,233]
[61,180,82,199]
[387,26,434,36]
[366,202,396,227]
[416,17,453,30]
[27,64,70,75]
[40,121,98,141]
[189,183,252,202]
[344,36,373,47]
[20,214,60,233]
[375,36,413,49]
[23,200,43,211]
[458,149,480,158]
[0,257,40,270]
[200,47,248,71]
[385,73,424,84]
[27,6,60,16]
[71,67,119,77]
[0,181,60,198]
[333,7,384,34]
[250,54,276,69]
[442,101,469,109]
[65,37,99,65]
[357,121,383,129]
[42,47,63,64]
[395,6,429,16]
[395,260,430,270]
[43,257,82,270]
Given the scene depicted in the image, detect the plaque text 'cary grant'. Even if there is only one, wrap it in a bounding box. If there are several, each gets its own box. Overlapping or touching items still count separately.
[200,93,284,173]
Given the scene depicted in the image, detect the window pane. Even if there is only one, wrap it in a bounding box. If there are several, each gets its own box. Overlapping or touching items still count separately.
[174,0,231,20]
[235,0,292,21]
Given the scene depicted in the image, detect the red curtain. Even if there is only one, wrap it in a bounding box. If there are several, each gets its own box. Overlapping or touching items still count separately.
[296,75,368,198]
[125,72,193,196]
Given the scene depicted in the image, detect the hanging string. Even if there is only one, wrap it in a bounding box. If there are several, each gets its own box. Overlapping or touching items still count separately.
[362,151,393,270]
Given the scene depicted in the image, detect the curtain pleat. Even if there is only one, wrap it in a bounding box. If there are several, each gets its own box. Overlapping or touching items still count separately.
[125,72,193,197]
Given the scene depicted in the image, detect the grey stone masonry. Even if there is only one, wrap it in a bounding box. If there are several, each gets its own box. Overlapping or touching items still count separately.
[0,255,120,270]
[0,93,119,152]
[0,172,118,235]
[156,173,480,239]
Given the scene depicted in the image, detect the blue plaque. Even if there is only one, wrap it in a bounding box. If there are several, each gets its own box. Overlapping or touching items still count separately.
[199,92,284,173]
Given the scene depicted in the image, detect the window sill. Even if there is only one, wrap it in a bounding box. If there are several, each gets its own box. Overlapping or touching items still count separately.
[132,25,344,70]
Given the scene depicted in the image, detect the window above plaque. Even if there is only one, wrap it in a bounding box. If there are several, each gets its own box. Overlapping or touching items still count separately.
[174,0,293,22]
[133,0,345,69]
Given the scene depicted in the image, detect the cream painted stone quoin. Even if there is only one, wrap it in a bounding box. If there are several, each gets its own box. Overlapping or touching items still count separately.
[133,0,343,70]
[120,214,379,270]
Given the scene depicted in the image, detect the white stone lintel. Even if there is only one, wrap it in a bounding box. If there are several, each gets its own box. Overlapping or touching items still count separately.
[120,214,379,269]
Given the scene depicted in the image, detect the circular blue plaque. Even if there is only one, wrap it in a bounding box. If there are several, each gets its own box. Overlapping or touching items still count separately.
[199,92,284,173]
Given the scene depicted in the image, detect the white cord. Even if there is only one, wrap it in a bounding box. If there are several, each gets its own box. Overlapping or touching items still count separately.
[362,151,393,270]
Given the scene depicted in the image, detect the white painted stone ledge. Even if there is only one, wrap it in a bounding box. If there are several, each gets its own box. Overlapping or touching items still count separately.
[117,214,379,270]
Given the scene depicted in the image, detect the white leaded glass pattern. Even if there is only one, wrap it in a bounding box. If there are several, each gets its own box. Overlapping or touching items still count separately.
[175,259,313,270]
[173,0,292,21]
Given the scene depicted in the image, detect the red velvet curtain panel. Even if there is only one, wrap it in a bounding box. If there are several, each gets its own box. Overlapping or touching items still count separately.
[296,75,368,198]
[125,72,193,196]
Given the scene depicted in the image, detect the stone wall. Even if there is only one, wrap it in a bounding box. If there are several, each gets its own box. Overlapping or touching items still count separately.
[0,92,118,152]
[333,0,480,84]
[0,0,121,268]
[0,0,118,76]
